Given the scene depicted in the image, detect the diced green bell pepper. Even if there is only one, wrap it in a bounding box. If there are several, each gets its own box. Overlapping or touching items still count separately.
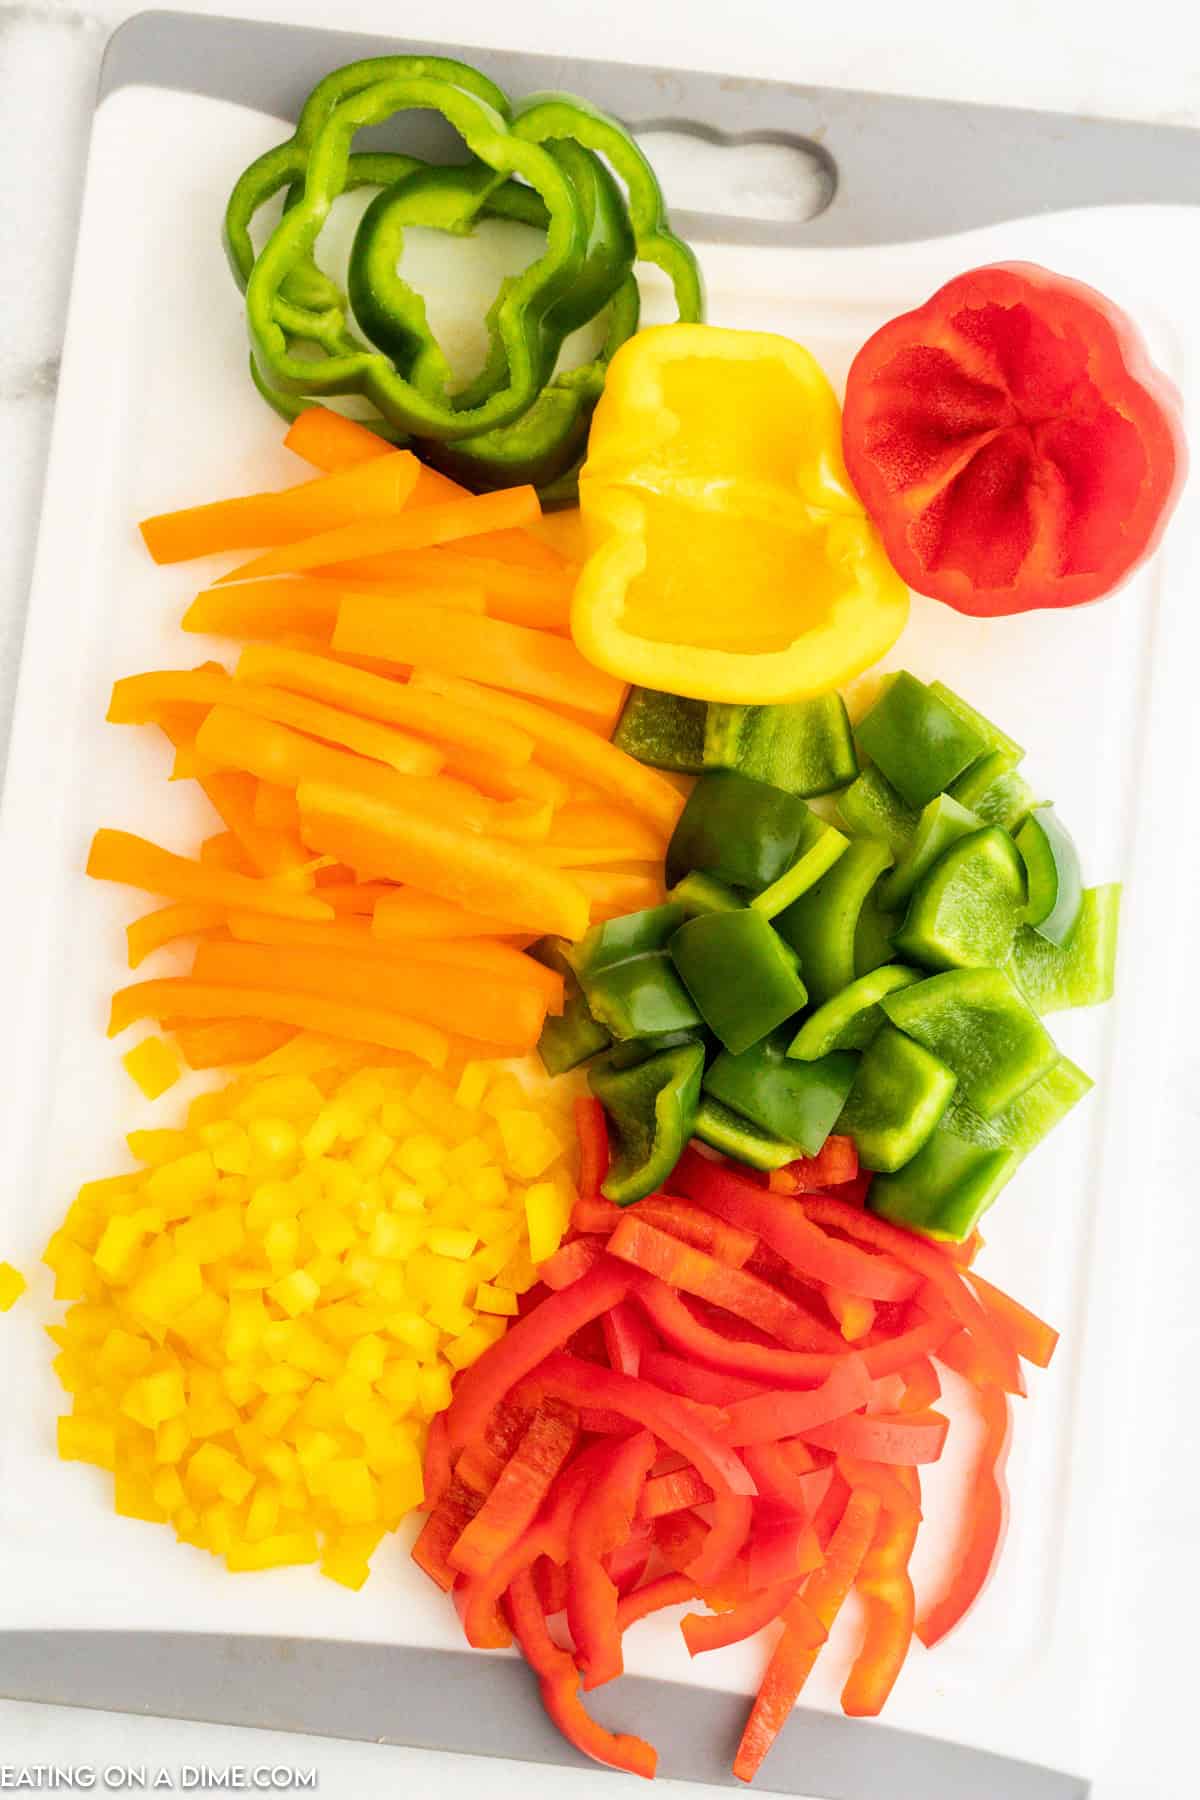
[868,1132,1020,1242]
[569,903,700,1042]
[612,686,707,773]
[704,695,858,797]
[892,826,1027,970]
[589,1040,704,1205]
[926,680,1024,764]
[948,751,1038,832]
[529,935,611,1075]
[668,872,744,920]
[943,1055,1093,1153]
[788,964,922,1059]
[604,1028,709,1071]
[878,793,982,912]
[1015,806,1083,948]
[836,1023,957,1172]
[570,903,685,970]
[1008,884,1121,1013]
[837,766,919,857]
[881,965,1059,1118]
[666,770,818,892]
[751,821,849,920]
[702,1029,858,1156]
[854,882,900,979]
[774,838,894,1004]
[855,672,986,808]
[693,1096,803,1171]
[670,909,807,1055]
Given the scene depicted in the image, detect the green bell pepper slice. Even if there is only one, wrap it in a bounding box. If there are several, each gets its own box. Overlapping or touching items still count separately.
[836,1024,957,1173]
[774,838,894,1005]
[613,687,708,773]
[892,826,1027,971]
[750,822,850,921]
[926,680,1024,764]
[670,910,808,1055]
[1015,806,1084,948]
[589,1040,704,1204]
[836,767,919,858]
[788,965,923,1059]
[1008,885,1121,1013]
[569,903,700,1041]
[570,903,684,970]
[666,770,817,893]
[529,935,611,1075]
[878,793,981,912]
[604,1027,709,1071]
[868,1133,1020,1242]
[693,1096,804,1172]
[668,872,744,920]
[881,966,1059,1119]
[703,695,858,798]
[855,672,986,809]
[943,1055,1094,1154]
[702,1031,858,1156]
[854,882,901,979]
[948,751,1039,832]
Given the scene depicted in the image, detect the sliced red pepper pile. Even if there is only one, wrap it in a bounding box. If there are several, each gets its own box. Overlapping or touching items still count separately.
[412,1103,1057,1783]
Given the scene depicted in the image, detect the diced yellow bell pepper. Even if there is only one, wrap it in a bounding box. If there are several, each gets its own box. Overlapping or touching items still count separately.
[123,1036,181,1101]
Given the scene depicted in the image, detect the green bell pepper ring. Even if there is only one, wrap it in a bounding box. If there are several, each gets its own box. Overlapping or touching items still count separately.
[613,687,708,774]
[892,826,1027,971]
[667,770,817,893]
[528,936,611,1076]
[692,1096,804,1172]
[837,766,919,858]
[878,793,982,912]
[1015,806,1084,947]
[788,965,923,1060]
[704,695,859,798]
[855,672,987,809]
[836,1024,957,1173]
[669,910,808,1055]
[774,838,895,1005]
[1008,884,1121,1013]
[881,966,1059,1120]
[702,1031,858,1157]
[589,1041,705,1205]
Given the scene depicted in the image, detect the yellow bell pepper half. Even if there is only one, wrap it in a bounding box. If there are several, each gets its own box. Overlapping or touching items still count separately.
[575,325,909,704]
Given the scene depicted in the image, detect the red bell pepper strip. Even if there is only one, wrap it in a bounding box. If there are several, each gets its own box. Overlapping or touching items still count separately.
[575,1194,759,1267]
[733,1488,882,1783]
[720,1356,872,1448]
[801,1409,949,1466]
[535,1555,569,1619]
[810,1468,852,1547]
[741,1440,821,1515]
[606,1518,653,1596]
[568,1429,658,1689]
[579,1405,640,1435]
[539,1237,604,1291]
[768,1136,859,1192]
[916,1383,1011,1648]
[835,1456,922,1525]
[617,1571,700,1632]
[574,1097,610,1201]
[638,1466,715,1520]
[445,1258,631,1452]
[936,1324,1026,1398]
[639,1347,766,1407]
[681,1578,804,1657]
[800,1196,1022,1393]
[450,1399,579,1580]
[602,1299,656,1378]
[505,1567,658,1780]
[842,1468,921,1717]
[421,1411,452,1513]
[897,1357,942,1412]
[411,1476,482,1592]
[673,1148,917,1303]
[965,1270,1060,1368]
[747,1514,825,1589]
[652,1508,711,1573]
[454,1397,531,1497]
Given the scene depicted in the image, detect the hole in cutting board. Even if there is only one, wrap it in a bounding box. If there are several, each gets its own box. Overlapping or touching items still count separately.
[632,128,836,224]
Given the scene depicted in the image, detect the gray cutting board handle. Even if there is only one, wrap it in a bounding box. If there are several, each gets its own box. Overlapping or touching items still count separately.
[101,9,1200,247]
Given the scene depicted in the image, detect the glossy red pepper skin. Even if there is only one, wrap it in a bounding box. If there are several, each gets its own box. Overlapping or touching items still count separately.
[568,1429,658,1688]
[574,1096,610,1200]
[719,1356,871,1447]
[450,1400,578,1579]
[842,1468,921,1717]
[842,262,1186,616]
[916,1383,1011,1648]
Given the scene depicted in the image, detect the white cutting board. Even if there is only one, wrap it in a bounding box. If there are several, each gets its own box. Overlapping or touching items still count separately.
[2,31,1199,1795]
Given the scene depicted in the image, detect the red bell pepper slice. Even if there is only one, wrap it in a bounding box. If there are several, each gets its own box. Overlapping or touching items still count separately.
[617,1571,700,1632]
[454,1397,531,1497]
[505,1567,658,1780]
[916,1383,1011,1648]
[445,1257,631,1452]
[897,1356,942,1412]
[450,1399,579,1580]
[720,1355,872,1448]
[681,1578,804,1657]
[652,1508,711,1573]
[768,1136,859,1192]
[579,1405,640,1435]
[420,1411,452,1514]
[673,1148,917,1303]
[574,1096,610,1201]
[535,1554,569,1618]
[841,261,1186,616]
[801,1409,949,1466]
[568,1429,658,1689]
[411,1476,482,1593]
[575,1193,759,1267]
[606,1518,653,1596]
[539,1237,604,1291]
[965,1270,1060,1369]
[638,1466,715,1520]
[741,1440,821,1515]
[602,1298,656,1378]
[733,1488,882,1783]
[841,1468,921,1717]
[639,1347,765,1407]
[836,1456,922,1525]
[747,1514,825,1589]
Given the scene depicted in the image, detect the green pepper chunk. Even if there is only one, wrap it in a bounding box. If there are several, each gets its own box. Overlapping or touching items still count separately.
[868,1133,1020,1242]
[604,1028,708,1070]
[589,1041,704,1204]
[878,794,982,912]
[892,826,1026,970]
[836,1024,957,1173]
[943,1055,1093,1153]
[1015,806,1084,948]
[613,687,707,773]
[692,1096,803,1171]
[948,752,1039,832]
[751,822,850,921]
[666,771,817,892]
[774,839,894,1004]
[927,680,1024,764]
[788,965,923,1059]
[670,911,807,1055]
[855,672,986,808]
[569,903,700,1042]
[837,767,919,858]
[668,872,744,920]
[854,882,901,979]
[528,935,611,1075]
[702,1031,858,1156]
[1008,885,1121,1013]
[881,966,1059,1119]
[571,904,684,969]
[703,696,858,797]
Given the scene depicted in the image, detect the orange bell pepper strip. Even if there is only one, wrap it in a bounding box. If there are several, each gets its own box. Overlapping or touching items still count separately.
[732,1488,882,1783]
[125,901,228,968]
[719,1356,872,1448]
[536,801,666,868]
[87,829,335,921]
[171,1018,295,1069]
[196,770,307,878]
[449,1400,580,1583]
[283,406,395,472]
[106,977,448,1067]
[505,1567,658,1780]
[841,1468,922,1718]
[407,669,685,838]
[916,1383,1011,1649]
[436,745,569,808]
[965,1271,1060,1369]
[296,779,587,940]
[318,547,573,630]
[191,938,546,1052]
[576,869,666,920]
[253,782,301,831]
[369,888,532,940]
[139,451,421,564]
[897,1357,942,1412]
[182,578,344,642]
[214,487,541,585]
[333,595,626,731]
[232,643,534,765]
[567,1428,658,1690]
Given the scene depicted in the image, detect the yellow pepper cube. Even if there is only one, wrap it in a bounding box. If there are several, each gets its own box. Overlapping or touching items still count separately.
[321,1525,385,1591]
[114,1471,168,1523]
[128,1129,196,1168]
[497,1246,539,1297]
[454,1062,490,1112]
[497,1110,566,1181]
[246,1181,301,1234]
[224,1291,268,1362]
[123,1037,181,1102]
[474,1206,519,1247]
[417,1365,453,1418]
[244,1481,281,1543]
[350,1128,395,1179]
[144,1151,217,1213]
[475,1282,519,1317]
[263,1219,302,1269]
[366,1213,422,1261]
[154,1417,191,1465]
[121,1368,187,1430]
[345,1334,387,1384]
[394,1134,446,1183]
[316,1301,373,1344]
[0,1262,27,1312]
[304,1206,356,1257]
[270,1269,320,1319]
[151,1466,187,1516]
[524,1180,573,1265]
[465,1165,507,1209]
[385,1314,439,1360]
[172,1289,228,1349]
[202,1500,238,1554]
[255,1393,299,1438]
[381,1175,426,1215]
[248,1117,300,1168]
[302,1108,343,1162]
[376,1361,419,1416]
[174,1205,246,1265]
[324,1458,378,1525]
[57,1415,116,1470]
[222,1365,258,1408]
[92,1216,149,1283]
[97,1329,153,1381]
[262,1441,300,1486]
[427,1228,478,1261]
[444,1323,495,1372]
[226,1530,318,1573]
[128,1255,203,1324]
[471,1236,520,1283]
[482,1075,525,1119]
[199,1120,251,1176]
[236,1076,324,1126]
[376,1458,425,1525]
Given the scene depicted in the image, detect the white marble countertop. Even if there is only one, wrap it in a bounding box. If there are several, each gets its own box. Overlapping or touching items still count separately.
[2,1,1198,1794]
